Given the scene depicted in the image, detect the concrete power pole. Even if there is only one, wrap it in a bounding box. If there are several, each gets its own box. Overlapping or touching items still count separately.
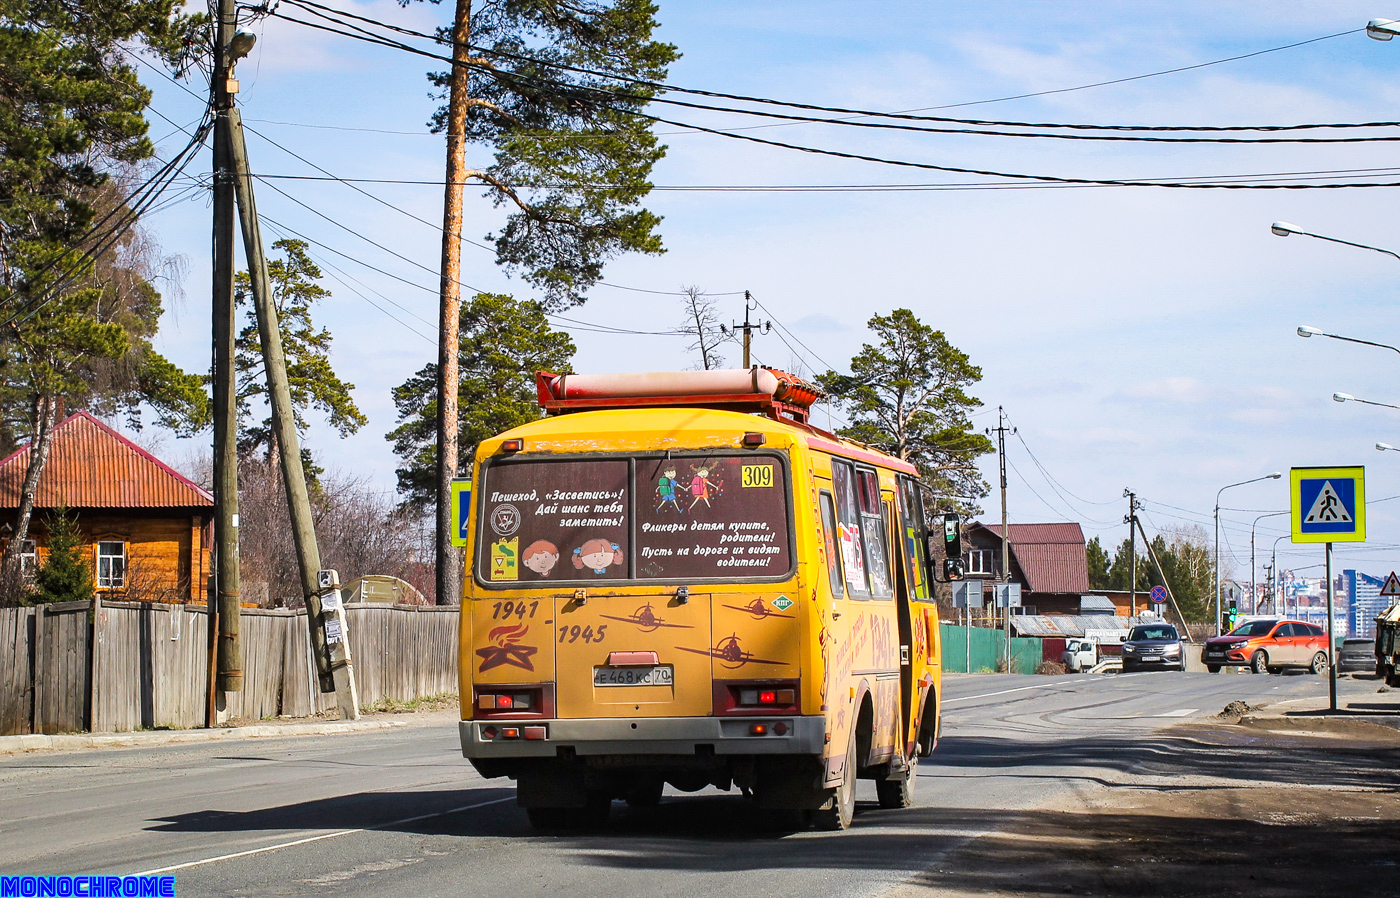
[988,409,1015,666]
[434,0,474,609]
[226,108,360,720]
[210,0,242,702]
[1124,489,1139,616]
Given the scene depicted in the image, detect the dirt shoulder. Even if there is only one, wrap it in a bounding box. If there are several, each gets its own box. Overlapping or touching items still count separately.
[888,690,1400,898]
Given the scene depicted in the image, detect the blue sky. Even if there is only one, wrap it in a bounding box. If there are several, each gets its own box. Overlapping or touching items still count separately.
[132,1,1400,586]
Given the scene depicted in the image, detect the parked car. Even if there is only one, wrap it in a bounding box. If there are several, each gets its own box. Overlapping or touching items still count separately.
[1121,624,1185,672]
[1337,638,1374,674]
[1202,619,1329,674]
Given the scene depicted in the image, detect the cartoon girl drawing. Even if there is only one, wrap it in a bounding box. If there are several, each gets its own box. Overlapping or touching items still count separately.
[689,464,719,509]
[573,538,624,574]
[521,540,560,577]
[656,465,683,513]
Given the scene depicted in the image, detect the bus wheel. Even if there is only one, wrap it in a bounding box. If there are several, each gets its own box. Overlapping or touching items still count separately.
[811,731,857,831]
[916,694,937,758]
[875,754,917,809]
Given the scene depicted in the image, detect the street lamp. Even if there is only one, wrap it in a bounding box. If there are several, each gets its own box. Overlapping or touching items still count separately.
[1368,18,1400,39]
[1378,442,1400,452]
[1251,511,1288,613]
[1215,473,1283,633]
[1333,391,1400,411]
[1270,221,1400,262]
[1297,326,1400,357]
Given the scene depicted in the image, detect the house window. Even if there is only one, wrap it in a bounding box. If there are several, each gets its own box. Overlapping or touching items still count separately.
[20,539,36,576]
[967,549,993,576]
[97,541,126,589]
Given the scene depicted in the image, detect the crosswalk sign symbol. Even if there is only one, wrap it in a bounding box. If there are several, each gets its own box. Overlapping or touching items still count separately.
[1291,466,1365,543]
[1381,572,1400,597]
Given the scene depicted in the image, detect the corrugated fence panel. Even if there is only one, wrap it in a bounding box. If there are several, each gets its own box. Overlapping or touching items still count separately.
[0,607,33,736]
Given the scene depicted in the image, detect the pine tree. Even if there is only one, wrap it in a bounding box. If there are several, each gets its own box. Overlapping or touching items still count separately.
[29,506,93,605]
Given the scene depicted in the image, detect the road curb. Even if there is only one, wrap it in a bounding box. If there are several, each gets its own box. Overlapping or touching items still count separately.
[0,719,408,755]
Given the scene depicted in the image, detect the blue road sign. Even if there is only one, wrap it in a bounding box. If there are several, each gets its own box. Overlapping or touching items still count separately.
[450,479,472,548]
[1150,585,1167,604]
[1291,466,1365,543]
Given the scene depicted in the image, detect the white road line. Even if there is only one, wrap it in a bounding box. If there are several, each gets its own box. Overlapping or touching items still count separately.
[1154,708,1198,718]
[135,796,513,875]
[943,680,1078,705]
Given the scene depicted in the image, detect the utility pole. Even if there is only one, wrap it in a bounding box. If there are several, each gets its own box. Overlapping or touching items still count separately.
[1124,489,1139,617]
[434,0,473,610]
[1134,518,1194,642]
[731,291,769,368]
[988,409,1015,667]
[227,107,360,720]
[210,0,242,702]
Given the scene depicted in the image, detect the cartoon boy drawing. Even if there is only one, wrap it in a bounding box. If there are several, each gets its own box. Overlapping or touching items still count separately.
[573,538,624,574]
[656,465,683,513]
[521,540,560,577]
[689,464,719,509]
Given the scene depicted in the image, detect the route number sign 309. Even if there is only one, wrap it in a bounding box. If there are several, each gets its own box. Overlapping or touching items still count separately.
[741,464,774,488]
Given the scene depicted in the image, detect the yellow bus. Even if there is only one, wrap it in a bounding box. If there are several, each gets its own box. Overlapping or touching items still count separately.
[459,368,944,830]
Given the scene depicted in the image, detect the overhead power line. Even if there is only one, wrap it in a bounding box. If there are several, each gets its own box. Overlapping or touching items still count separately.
[279,1,1379,134]
[266,6,1400,189]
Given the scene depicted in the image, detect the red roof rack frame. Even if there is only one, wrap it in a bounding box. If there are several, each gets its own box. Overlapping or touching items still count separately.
[535,368,825,424]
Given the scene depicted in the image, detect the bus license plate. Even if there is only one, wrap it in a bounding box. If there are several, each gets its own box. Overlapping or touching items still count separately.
[594,665,673,687]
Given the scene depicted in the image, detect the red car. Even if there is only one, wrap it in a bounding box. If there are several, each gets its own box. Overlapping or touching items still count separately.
[1202,619,1330,674]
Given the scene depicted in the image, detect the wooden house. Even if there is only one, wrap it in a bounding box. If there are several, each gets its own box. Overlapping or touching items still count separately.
[0,412,212,602]
[964,522,1091,615]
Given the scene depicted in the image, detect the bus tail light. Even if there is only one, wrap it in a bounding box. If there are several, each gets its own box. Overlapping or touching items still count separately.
[715,680,800,716]
[472,684,555,719]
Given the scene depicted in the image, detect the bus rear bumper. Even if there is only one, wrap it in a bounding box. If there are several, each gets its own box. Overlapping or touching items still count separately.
[461,715,826,758]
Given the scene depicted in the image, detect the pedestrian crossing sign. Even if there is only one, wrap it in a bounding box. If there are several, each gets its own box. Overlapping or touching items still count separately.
[1291,466,1365,543]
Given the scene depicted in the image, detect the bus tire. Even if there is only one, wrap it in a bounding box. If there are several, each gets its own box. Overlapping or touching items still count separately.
[811,730,857,831]
[875,754,917,809]
[916,692,937,758]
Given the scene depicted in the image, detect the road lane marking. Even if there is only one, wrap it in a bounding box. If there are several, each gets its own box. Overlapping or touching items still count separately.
[943,680,1079,705]
[135,796,513,875]
[1154,708,1198,717]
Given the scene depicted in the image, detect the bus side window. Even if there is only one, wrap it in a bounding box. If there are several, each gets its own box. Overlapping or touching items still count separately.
[831,460,870,597]
[819,491,845,599]
[898,476,931,601]
[857,468,892,597]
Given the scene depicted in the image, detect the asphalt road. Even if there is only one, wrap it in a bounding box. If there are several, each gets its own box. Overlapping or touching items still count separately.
[0,669,1353,897]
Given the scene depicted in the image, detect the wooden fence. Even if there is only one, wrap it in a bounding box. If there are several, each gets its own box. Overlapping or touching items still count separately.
[0,601,458,735]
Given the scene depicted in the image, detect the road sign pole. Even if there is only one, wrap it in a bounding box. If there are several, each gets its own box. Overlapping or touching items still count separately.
[1325,541,1337,712]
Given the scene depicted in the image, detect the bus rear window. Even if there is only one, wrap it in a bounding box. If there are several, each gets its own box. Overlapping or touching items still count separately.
[475,454,791,585]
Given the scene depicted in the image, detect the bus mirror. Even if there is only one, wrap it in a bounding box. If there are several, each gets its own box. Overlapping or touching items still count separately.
[943,513,962,558]
[943,558,964,581]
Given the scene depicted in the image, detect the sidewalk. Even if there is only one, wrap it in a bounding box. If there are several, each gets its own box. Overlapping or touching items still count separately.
[0,708,459,755]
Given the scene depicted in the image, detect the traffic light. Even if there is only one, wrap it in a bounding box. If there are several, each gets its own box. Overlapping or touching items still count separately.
[943,513,962,558]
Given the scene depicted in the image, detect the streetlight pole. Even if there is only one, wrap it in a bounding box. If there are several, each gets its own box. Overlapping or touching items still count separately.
[1272,221,1400,263]
[1250,511,1288,614]
[1333,392,1400,412]
[1297,325,1400,358]
[1271,534,1289,616]
[1215,473,1283,633]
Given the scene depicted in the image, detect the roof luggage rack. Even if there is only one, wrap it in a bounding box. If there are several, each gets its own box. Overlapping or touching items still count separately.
[535,368,825,424]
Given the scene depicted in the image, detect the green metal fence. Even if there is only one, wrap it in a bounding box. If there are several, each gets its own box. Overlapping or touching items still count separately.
[940,624,1042,674]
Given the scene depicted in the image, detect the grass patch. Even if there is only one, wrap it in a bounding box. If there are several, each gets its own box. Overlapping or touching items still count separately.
[362,692,459,714]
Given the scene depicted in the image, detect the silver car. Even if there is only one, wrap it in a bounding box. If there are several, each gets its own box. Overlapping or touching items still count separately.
[1120,624,1185,672]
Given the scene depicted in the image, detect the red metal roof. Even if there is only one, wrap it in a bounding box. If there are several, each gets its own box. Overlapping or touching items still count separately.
[981,522,1089,594]
[0,412,212,510]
